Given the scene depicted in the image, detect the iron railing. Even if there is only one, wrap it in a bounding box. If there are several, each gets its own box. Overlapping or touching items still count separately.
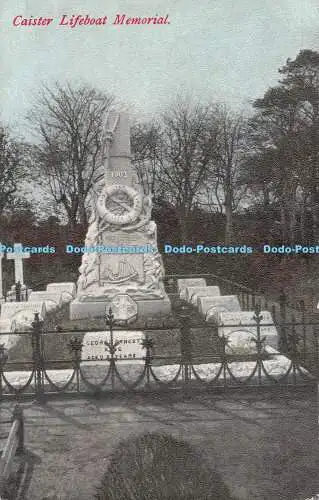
[0,303,317,401]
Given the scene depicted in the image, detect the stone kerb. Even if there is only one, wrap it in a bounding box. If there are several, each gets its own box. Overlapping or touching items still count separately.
[218,311,278,350]
[46,283,76,303]
[177,278,206,300]
[28,291,62,312]
[186,286,221,306]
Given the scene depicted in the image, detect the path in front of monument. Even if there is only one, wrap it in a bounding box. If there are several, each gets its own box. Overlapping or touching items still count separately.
[2,388,318,500]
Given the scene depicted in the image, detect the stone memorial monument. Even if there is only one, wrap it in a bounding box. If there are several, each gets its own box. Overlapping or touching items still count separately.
[70,112,171,320]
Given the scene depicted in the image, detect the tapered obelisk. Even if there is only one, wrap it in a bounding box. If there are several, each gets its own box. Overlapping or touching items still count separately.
[70,112,171,320]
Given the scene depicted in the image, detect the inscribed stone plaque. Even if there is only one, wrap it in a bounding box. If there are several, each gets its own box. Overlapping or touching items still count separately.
[81,330,145,364]
[186,286,221,305]
[99,232,147,284]
[110,294,137,322]
[218,311,278,350]
[177,278,206,300]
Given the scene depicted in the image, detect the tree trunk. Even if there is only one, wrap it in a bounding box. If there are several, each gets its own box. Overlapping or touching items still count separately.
[311,186,319,240]
[224,167,233,244]
[78,195,87,227]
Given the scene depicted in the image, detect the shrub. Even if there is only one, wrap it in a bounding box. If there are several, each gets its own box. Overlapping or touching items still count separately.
[95,432,234,500]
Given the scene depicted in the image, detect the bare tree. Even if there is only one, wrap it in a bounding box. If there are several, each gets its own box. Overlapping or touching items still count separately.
[156,98,219,241]
[0,126,27,216]
[196,106,248,243]
[131,121,163,198]
[28,82,114,229]
[214,107,247,243]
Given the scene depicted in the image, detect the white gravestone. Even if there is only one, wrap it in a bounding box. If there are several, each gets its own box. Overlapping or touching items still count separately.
[186,286,221,305]
[6,243,30,284]
[0,302,46,331]
[46,282,76,303]
[0,319,16,333]
[28,291,62,312]
[82,330,145,365]
[218,311,278,350]
[0,319,19,353]
[198,295,241,317]
[202,296,241,323]
[0,301,46,321]
[177,278,207,300]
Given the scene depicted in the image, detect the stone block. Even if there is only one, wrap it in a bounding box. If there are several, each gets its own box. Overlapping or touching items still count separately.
[198,295,240,316]
[177,278,206,299]
[28,291,62,311]
[70,296,171,321]
[46,282,76,303]
[218,310,278,350]
[185,286,220,305]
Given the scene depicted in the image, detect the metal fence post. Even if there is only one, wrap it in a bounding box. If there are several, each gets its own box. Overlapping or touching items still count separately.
[179,306,192,383]
[142,336,154,389]
[105,307,118,391]
[69,337,83,392]
[31,313,44,400]
[253,305,265,386]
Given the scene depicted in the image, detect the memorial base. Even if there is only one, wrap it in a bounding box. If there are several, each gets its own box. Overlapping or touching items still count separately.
[69,296,171,321]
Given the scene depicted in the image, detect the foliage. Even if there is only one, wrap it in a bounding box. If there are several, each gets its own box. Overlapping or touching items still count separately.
[95,432,234,500]
[0,126,28,216]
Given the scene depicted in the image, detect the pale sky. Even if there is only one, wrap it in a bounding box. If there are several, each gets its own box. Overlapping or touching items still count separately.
[1,0,319,136]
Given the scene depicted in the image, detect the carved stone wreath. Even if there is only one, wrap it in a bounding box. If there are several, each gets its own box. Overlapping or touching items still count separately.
[97,184,143,225]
